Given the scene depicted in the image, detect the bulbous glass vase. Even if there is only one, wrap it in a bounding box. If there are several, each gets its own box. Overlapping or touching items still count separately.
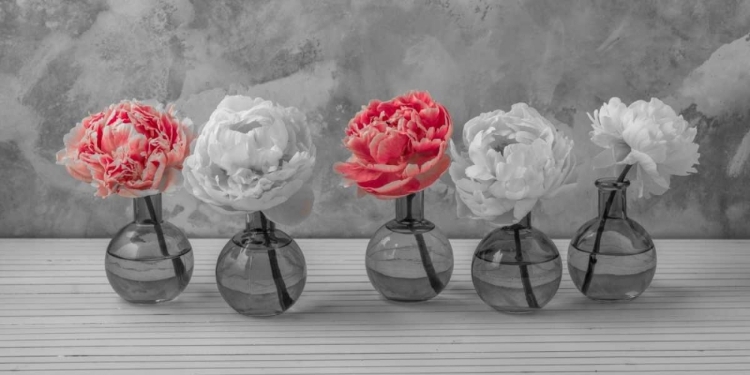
[365,191,453,302]
[567,178,657,301]
[105,194,194,304]
[215,211,307,316]
[471,213,562,313]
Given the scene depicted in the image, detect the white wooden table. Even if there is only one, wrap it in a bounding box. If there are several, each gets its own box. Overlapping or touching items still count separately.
[1,239,750,374]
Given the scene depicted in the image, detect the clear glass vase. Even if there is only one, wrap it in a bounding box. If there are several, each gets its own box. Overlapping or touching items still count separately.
[471,213,562,313]
[215,211,307,316]
[567,178,657,301]
[365,191,453,302]
[105,194,194,304]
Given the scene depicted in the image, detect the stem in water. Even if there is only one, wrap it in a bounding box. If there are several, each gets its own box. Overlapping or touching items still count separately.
[514,224,539,308]
[406,193,443,294]
[580,164,633,295]
[144,195,186,283]
[258,212,294,311]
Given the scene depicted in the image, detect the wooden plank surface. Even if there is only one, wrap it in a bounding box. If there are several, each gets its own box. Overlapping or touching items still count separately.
[1,239,749,374]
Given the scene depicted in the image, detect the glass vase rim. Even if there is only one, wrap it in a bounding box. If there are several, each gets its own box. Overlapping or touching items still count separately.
[245,210,275,225]
[394,190,426,199]
[499,211,532,231]
[595,177,630,190]
[231,230,293,250]
[131,192,164,202]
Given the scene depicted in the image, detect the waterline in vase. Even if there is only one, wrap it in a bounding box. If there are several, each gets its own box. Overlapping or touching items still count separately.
[366,191,453,302]
[568,244,656,301]
[106,248,193,304]
[105,194,194,303]
[215,211,307,316]
[366,244,453,302]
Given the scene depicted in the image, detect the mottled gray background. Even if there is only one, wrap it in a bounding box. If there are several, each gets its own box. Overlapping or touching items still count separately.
[1,0,749,239]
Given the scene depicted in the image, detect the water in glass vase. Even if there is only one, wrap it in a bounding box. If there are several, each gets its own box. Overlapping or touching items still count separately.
[106,249,194,304]
[365,192,454,302]
[470,213,562,313]
[366,244,453,301]
[567,178,657,301]
[472,250,561,313]
[567,244,656,301]
[215,212,307,316]
[105,194,194,304]
[216,246,306,316]
[216,276,306,317]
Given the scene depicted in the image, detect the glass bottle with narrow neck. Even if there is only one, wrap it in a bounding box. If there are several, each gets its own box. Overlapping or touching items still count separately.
[597,179,627,219]
[471,212,562,313]
[394,191,426,221]
[133,195,162,223]
[240,211,285,246]
[215,211,307,316]
[105,194,194,303]
[567,178,657,301]
[365,191,453,302]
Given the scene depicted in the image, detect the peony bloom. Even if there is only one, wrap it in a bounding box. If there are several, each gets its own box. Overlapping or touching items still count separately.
[449,103,576,224]
[334,91,452,198]
[589,97,700,197]
[182,96,316,225]
[56,100,193,198]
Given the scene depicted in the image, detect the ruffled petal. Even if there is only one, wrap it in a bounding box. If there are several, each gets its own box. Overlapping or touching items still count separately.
[335,90,452,199]
[448,102,578,224]
[180,96,316,220]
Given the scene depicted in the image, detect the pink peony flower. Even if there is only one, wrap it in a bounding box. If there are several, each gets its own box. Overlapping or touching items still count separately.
[56,100,194,198]
[334,91,453,198]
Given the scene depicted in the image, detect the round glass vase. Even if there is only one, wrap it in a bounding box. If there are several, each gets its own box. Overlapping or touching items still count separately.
[471,213,562,313]
[215,211,307,316]
[105,194,194,304]
[567,178,657,301]
[365,191,453,302]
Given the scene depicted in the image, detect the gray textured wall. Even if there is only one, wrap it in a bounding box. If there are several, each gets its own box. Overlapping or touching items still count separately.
[2,0,750,239]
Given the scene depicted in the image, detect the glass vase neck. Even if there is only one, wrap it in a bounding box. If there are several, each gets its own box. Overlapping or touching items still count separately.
[395,192,425,222]
[596,178,629,219]
[503,212,532,230]
[133,194,162,224]
[246,211,275,233]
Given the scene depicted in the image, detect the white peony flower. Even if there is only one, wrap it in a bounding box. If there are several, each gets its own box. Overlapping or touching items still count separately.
[449,103,576,225]
[589,97,700,197]
[182,95,316,225]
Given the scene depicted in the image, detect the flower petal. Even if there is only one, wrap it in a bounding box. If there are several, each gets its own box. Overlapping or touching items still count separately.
[513,198,538,222]
[263,184,315,226]
[448,102,577,224]
[335,90,452,199]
